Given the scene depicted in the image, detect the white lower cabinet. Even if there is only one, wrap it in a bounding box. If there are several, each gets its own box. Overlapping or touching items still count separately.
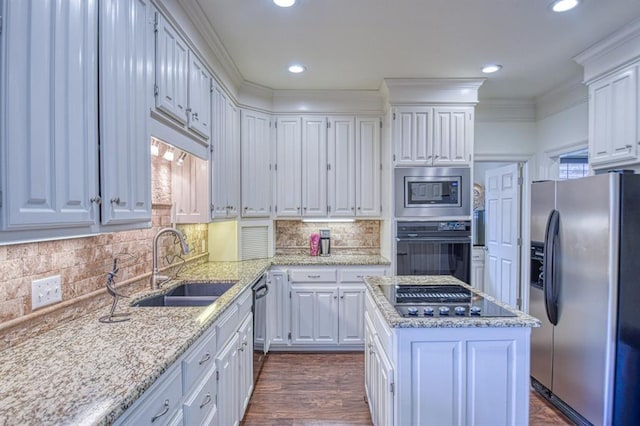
[269,266,387,350]
[364,292,531,426]
[116,288,253,426]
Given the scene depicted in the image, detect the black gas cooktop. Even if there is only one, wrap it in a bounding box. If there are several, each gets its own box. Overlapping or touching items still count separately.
[383,284,516,318]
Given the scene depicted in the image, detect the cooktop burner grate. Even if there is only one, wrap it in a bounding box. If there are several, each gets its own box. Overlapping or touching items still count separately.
[395,285,471,304]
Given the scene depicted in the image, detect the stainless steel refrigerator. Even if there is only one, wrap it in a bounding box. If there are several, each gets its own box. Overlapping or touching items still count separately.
[530,172,640,426]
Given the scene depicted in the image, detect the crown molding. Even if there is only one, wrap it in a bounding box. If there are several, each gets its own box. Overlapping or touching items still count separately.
[573,16,640,83]
[381,78,485,105]
[535,75,588,121]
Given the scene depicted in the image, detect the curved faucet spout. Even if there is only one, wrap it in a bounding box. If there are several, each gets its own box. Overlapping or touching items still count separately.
[151,227,190,290]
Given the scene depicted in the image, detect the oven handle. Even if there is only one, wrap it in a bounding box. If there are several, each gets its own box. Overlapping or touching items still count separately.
[396,237,471,243]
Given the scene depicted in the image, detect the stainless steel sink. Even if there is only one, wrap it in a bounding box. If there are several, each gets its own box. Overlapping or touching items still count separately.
[132,281,237,307]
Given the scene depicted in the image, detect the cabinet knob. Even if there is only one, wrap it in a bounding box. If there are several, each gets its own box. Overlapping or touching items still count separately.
[244,206,248,210]
[110,197,120,205]
[90,196,102,205]
[334,295,338,299]
[297,206,300,211]
[340,295,344,299]
[351,207,355,211]
[358,207,361,211]
[192,112,199,120]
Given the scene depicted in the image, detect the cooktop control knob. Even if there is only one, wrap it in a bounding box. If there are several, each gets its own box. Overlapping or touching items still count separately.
[439,306,450,315]
[454,306,466,315]
[424,306,434,316]
[470,306,482,315]
[407,307,418,316]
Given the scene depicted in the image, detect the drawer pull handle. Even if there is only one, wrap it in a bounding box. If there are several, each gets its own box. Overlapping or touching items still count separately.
[199,352,211,365]
[356,275,364,279]
[151,400,170,423]
[200,393,212,409]
[308,275,321,278]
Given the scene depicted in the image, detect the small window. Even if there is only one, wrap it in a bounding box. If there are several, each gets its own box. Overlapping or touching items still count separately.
[559,149,588,180]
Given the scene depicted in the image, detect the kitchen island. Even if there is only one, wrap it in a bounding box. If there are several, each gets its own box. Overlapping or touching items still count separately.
[363,275,539,426]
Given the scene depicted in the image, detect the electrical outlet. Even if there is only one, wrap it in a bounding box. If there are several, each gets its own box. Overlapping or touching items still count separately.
[31,275,62,310]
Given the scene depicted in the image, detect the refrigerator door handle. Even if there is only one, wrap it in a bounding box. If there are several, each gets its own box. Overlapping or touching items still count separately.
[543,209,560,325]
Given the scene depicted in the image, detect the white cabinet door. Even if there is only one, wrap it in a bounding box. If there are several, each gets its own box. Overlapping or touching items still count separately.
[393,107,433,164]
[275,117,302,217]
[374,335,395,426]
[1,0,99,230]
[99,0,152,225]
[187,52,211,141]
[172,154,209,224]
[237,314,254,419]
[267,270,290,346]
[433,107,473,165]
[216,332,240,426]
[301,116,328,217]
[328,116,356,217]
[356,117,381,217]
[211,84,227,219]
[589,66,638,166]
[225,99,240,217]
[290,284,339,345]
[241,110,272,217]
[154,13,188,125]
[338,285,365,345]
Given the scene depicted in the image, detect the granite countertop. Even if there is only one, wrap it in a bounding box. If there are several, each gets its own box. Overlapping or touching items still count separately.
[364,275,540,328]
[0,254,389,425]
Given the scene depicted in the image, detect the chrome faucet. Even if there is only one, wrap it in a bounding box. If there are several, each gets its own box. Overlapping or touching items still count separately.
[151,227,190,290]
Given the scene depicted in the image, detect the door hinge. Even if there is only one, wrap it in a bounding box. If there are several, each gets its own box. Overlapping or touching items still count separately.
[288,332,292,340]
[327,121,331,129]
[210,83,214,94]
[518,176,524,185]
[269,205,272,213]
[289,291,291,299]
[390,383,395,394]
[274,121,278,129]
[216,370,219,381]
[393,112,396,120]
[393,154,396,162]
[517,298,522,309]
[327,163,331,171]
[380,119,383,129]
[517,237,522,246]
[153,84,159,97]
[327,205,331,214]
[275,205,278,213]
[153,13,158,33]
[210,204,215,212]
[274,164,278,171]
[380,163,383,171]
[0,16,3,35]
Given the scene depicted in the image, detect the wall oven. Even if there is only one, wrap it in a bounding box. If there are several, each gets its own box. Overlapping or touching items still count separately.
[396,221,471,283]
[395,167,471,217]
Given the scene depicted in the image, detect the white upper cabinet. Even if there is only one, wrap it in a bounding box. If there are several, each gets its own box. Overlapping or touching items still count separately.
[328,116,381,218]
[210,85,239,219]
[589,64,638,167]
[154,13,188,125]
[393,106,473,166]
[241,110,272,218]
[172,154,209,224]
[0,0,99,230]
[328,117,356,217]
[187,53,212,140]
[433,107,473,165]
[301,117,328,217]
[275,117,302,217]
[355,117,381,217]
[99,0,153,225]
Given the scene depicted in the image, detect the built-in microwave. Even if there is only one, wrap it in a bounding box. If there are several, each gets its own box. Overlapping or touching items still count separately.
[394,167,471,217]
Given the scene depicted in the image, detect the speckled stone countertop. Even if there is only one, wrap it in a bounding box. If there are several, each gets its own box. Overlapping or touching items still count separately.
[364,275,540,328]
[0,254,389,425]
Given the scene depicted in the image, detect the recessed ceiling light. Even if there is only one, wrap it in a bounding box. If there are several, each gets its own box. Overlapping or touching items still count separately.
[550,0,580,12]
[288,64,306,74]
[482,64,502,74]
[274,0,296,7]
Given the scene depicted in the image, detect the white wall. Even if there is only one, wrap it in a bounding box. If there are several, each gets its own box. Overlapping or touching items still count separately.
[475,121,537,158]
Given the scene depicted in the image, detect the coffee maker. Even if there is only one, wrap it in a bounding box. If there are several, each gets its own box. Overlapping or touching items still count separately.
[319,229,331,256]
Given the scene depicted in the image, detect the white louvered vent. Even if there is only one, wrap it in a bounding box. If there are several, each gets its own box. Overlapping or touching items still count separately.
[240,225,269,260]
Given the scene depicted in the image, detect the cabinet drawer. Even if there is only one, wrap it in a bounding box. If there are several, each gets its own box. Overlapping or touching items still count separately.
[216,303,239,349]
[340,267,387,283]
[183,368,216,426]
[182,326,216,392]
[237,288,253,320]
[289,269,337,282]
[116,365,182,426]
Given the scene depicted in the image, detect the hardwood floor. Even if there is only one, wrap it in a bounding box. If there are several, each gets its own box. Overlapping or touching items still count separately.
[242,353,572,426]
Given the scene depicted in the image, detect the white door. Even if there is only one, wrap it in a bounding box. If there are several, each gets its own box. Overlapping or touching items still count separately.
[241,110,271,217]
[275,117,302,217]
[154,13,188,124]
[328,116,356,217]
[356,116,381,217]
[301,116,328,217]
[484,163,521,307]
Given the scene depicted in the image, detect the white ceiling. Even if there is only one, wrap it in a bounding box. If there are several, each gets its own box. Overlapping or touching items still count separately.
[191,0,640,100]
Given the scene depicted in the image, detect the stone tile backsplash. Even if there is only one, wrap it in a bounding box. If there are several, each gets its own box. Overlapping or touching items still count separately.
[275,220,380,255]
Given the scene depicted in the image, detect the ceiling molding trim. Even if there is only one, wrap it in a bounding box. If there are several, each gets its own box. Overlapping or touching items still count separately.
[535,76,588,121]
[173,0,245,92]
[237,82,275,113]
[573,16,640,83]
[475,99,536,123]
[544,139,588,159]
[269,89,384,114]
[381,78,486,105]
[474,153,535,162]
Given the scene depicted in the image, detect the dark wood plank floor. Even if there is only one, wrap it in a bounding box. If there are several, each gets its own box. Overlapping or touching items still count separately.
[243,353,573,426]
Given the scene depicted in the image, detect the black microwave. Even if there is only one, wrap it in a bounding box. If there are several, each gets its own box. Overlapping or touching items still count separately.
[394,167,471,217]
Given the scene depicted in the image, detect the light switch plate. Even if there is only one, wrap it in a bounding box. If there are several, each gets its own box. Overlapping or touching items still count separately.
[31,275,62,310]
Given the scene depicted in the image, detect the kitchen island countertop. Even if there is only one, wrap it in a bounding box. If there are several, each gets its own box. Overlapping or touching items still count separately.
[364,275,540,328]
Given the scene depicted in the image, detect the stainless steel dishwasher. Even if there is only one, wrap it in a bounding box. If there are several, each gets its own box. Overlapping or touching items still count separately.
[252,274,269,383]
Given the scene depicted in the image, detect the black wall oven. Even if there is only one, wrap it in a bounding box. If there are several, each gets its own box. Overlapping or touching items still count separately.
[396,221,471,283]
